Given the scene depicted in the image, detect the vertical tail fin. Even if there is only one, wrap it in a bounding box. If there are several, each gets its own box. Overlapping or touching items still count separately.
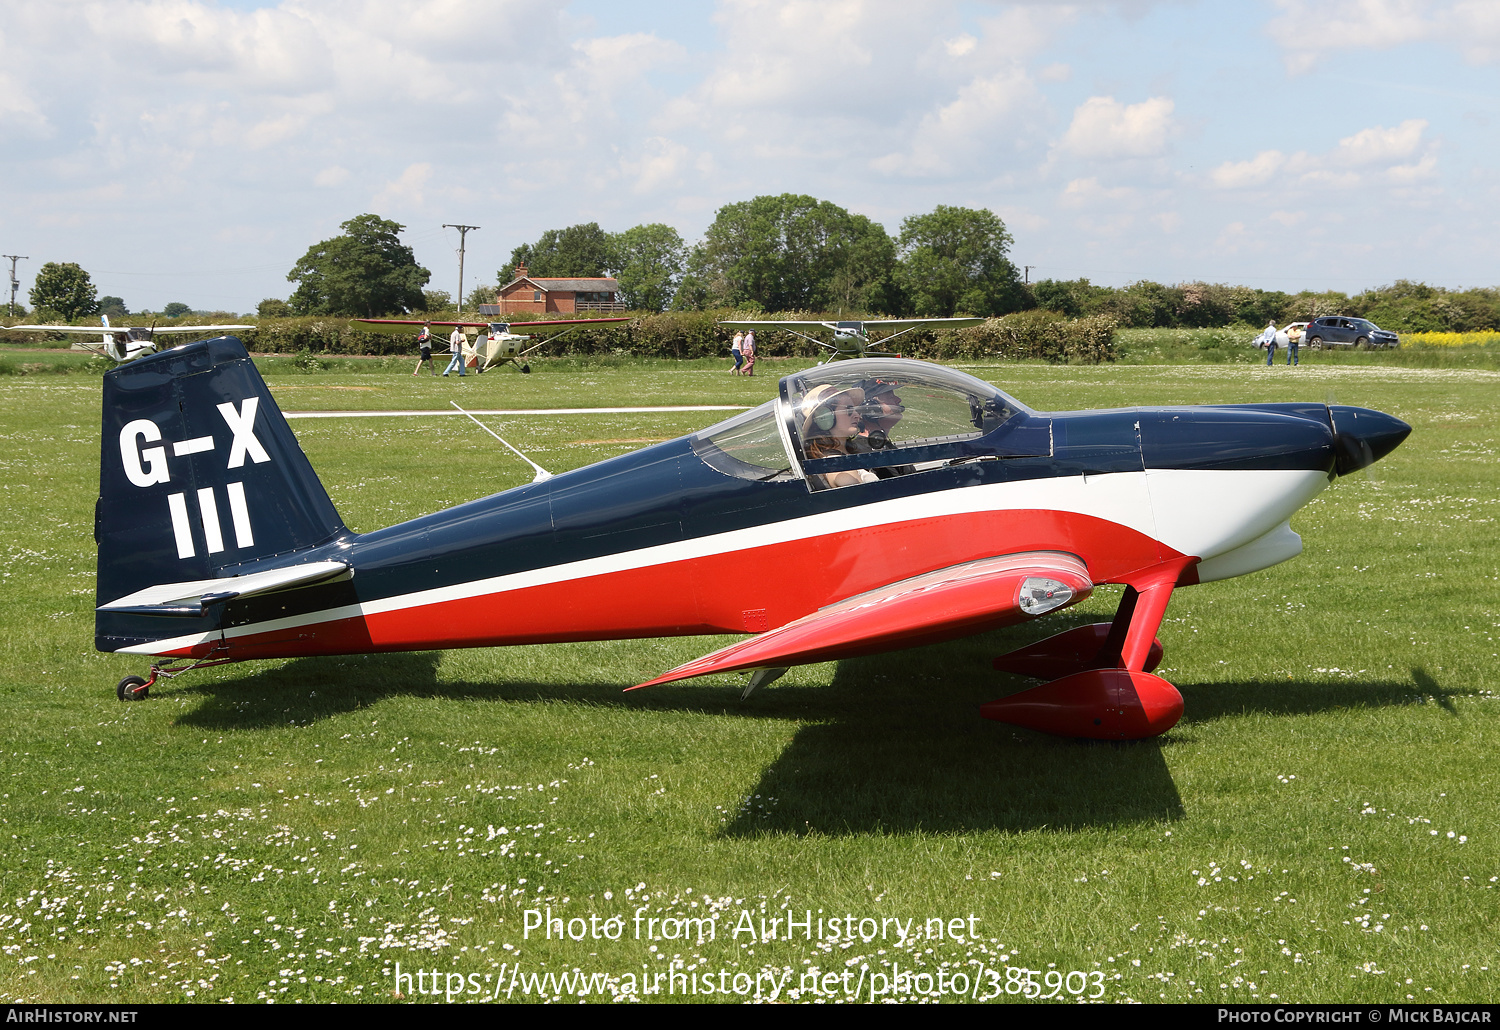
[96,336,347,653]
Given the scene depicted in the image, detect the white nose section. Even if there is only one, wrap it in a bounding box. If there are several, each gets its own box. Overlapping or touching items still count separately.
[1193,522,1303,584]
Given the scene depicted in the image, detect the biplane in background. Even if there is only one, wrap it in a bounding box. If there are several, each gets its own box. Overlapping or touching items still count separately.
[719,316,985,361]
[90,335,1409,741]
[6,314,254,363]
[355,316,631,373]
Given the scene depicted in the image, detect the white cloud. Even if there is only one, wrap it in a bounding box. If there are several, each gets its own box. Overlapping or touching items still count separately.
[687,1,1066,181]
[371,163,434,211]
[1212,150,1289,189]
[1387,152,1439,182]
[0,1,1487,309]
[620,137,694,195]
[1212,121,1435,190]
[1056,96,1176,160]
[945,33,978,57]
[1060,177,1136,208]
[0,69,49,135]
[1336,119,1426,164]
[1269,0,1500,69]
[874,66,1039,176]
[1214,221,1250,250]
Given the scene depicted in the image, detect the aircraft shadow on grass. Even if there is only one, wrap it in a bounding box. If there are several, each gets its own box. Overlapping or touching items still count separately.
[170,621,1457,838]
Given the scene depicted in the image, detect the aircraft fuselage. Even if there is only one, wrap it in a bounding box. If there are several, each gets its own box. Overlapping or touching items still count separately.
[100,385,1394,664]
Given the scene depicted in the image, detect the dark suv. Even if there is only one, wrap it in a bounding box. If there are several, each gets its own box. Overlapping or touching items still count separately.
[1303,316,1400,350]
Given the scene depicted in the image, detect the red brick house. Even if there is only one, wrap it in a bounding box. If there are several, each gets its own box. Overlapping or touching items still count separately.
[494,263,625,314]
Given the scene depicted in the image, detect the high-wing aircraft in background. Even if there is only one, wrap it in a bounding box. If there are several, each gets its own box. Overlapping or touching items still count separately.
[92,336,1408,740]
[356,316,631,373]
[719,316,985,361]
[7,315,254,363]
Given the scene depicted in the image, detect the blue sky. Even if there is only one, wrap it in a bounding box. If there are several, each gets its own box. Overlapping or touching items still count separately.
[2,0,1497,313]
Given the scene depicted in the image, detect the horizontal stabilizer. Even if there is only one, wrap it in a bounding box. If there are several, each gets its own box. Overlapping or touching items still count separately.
[98,559,351,616]
[631,551,1091,690]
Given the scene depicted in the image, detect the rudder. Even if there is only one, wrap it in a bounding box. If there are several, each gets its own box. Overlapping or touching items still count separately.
[95,336,347,653]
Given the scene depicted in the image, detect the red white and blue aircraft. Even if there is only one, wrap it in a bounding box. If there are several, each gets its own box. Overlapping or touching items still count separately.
[93,336,1408,739]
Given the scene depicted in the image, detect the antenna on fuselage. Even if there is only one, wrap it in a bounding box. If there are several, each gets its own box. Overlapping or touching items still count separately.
[449,401,553,483]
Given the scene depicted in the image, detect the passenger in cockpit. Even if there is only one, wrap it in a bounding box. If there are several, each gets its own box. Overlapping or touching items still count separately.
[800,384,879,489]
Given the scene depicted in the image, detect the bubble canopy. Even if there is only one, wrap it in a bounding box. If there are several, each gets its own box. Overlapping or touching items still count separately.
[691,359,1033,489]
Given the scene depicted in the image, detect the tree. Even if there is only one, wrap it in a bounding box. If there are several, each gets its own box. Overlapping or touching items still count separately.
[606,224,686,312]
[683,194,898,313]
[465,283,496,310]
[896,206,1026,317]
[1031,279,1085,318]
[98,295,129,318]
[422,290,454,313]
[163,302,192,318]
[286,214,430,317]
[29,262,98,322]
[501,223,611,282]
[257,298,292,317]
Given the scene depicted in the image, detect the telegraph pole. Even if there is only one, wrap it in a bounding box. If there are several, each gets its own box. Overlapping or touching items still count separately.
[1024,265,1034,285]
[442,225,480,314]
[3,255,27,317]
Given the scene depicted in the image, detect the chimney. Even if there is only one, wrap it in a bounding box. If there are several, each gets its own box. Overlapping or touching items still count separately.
[515,262,528,279]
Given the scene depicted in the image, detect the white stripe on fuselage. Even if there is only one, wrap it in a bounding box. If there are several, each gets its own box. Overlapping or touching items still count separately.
[282,406,749,419]
[117,467,1327,654]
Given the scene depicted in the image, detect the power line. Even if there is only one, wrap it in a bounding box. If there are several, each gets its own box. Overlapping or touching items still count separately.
[442,224,480,313]
[3,256,26,316]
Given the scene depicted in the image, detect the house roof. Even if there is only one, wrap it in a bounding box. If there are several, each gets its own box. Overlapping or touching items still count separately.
[500,275,620,293]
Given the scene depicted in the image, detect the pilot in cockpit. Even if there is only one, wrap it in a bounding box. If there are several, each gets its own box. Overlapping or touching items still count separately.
[852,378,917,479]
[855,379,903,447]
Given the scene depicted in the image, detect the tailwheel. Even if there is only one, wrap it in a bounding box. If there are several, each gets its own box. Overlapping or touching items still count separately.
[116,675,149,702]
[520,363,531,374]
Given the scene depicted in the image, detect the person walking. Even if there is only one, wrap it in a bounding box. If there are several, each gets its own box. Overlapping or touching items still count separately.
[741,329,756,376]
[413,322,436,376]
[730,331,744,375]
[444,326,467,377]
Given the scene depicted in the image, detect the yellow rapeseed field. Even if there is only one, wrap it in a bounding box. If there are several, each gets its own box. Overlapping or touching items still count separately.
[1403,331,1500,347]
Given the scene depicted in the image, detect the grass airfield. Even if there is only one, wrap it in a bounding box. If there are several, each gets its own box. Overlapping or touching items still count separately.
[0,354,1496,1004]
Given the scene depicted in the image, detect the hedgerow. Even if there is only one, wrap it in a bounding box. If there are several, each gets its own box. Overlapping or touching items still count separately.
[239,310,1119,365]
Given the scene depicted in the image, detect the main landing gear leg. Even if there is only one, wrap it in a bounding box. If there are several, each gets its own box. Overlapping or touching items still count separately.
[983,558,1194,739]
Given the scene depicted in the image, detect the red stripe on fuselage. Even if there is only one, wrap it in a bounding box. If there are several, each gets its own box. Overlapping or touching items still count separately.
[165,509,1179,660]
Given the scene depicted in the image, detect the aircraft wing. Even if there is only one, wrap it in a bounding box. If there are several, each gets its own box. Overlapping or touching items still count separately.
[356,317,630,329]
[503,317,632,328]
[718,320,835,332]
[148,325,255,334]
[629,551,1092,690]
[861,317,986,331]
[7,324,129,334]
[5,324,253,334]
[356,318,490,328]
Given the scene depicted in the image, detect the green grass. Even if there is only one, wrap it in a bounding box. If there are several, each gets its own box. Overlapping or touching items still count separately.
[1117,327,1500,369]
[0,360,1496,1004]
